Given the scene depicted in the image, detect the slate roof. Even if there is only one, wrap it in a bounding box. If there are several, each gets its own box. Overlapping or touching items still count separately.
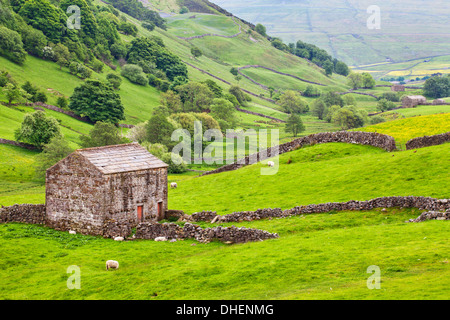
[77,143,168,174]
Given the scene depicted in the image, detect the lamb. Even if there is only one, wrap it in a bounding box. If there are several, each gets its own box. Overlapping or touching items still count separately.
[267,161,275,167]
[106,260,119,271]
[69,230,76,235]
[155,237,168,242]
[171,182,178,189]
[114,236,124,241]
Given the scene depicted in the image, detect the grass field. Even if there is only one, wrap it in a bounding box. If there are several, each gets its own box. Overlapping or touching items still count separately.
[166,14,240,37]
[1,206,449,299]
[168,142,450,214]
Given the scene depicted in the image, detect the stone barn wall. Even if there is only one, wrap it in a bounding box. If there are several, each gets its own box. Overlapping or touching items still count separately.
[104,168,168,228]
[45,153,107,235]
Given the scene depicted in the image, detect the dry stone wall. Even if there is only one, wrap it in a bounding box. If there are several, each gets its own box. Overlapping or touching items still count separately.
[408,209,450,222]
[201,131,397,177]
[0,204,46,224]
[0,138,38,150]
[405,132,450,150]
[135,222,279,244]
[177,196,450,224]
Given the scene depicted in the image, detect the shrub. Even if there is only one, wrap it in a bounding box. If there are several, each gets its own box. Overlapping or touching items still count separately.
[121,64,147,86]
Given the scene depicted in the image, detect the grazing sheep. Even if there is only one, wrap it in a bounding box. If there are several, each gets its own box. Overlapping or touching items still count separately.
[267,161,275,167]
[114,236,124,241]
[69,230,76,235]
[106,260,119,271]
[155,237,168,242]
[171,182,178,189]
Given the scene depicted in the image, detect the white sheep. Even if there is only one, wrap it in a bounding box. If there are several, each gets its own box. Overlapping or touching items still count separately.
[69,230,76,235]
[114,236,124,241]
[106,260,119,271]
[155,237,168,242]
[267,161,275,167]
[171,182,178,189]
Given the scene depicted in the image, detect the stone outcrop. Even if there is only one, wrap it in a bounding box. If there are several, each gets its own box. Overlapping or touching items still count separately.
[405,132,450,150]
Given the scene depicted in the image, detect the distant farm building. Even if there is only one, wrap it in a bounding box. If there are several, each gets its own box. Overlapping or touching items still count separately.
[402,95,427,108]
[433,99,446,105]
[46,143,168,236]
[391,84,405,92]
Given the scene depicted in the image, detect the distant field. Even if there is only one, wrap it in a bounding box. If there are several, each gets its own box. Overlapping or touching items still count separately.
[357,113,450,146]
[213,0,450,67]
[166,14,240,37]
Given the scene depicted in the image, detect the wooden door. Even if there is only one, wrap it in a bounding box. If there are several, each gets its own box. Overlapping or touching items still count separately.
[137,205,143,222]
[157,202,163,220]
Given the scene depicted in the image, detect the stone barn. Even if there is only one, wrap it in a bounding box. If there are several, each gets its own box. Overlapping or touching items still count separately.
[402,95,427,108]
[45,143,169,236]
[391,84,405,92]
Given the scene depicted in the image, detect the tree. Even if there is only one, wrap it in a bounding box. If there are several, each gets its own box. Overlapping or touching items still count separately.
[230,67,238,76]
[2,83,28,105]
[142,22,155,31]
[106,73,122,90]
[347,73,363,90]
[126,122,147,144]
[229,85,247,107]
[0,25,27,64]
[335,61,350,76]
[146,112,174,147]
[34,136,73,179]
[191,46,202,59]
[161,152,187,173]
[362,72,376,89]
[285,113,305,137]
[279,90,308,114]
[311,99,328,120]
[19,25,47,58]
[331,106,367,129]
[323,60,334,76]
[255,24,267,37]
[57,96,68,109]
[179,6,189,14]
[69,79,125,123]
[15,110,61,148]
[176,82,214,112]
[343,94,357,106]
[210,98,239,131]
[80,121,129,148]
[377,98,397,112]
[424,76,450,99]
[160,90,183,113]
[202,79,223,98]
